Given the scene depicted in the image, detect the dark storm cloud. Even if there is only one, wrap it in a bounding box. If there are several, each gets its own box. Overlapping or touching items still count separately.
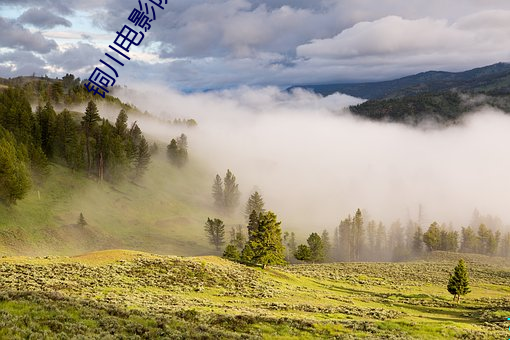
[0,16,57,53]
[18,7,72,29]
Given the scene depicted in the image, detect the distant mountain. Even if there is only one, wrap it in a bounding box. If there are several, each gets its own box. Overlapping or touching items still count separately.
[290,62,510,100]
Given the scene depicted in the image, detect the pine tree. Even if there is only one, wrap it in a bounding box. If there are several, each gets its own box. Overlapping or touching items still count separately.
[500,232,510,258]
[307,232,325,263]
[366,220,377,259]
[460,226,478,253]
[245,211,286,268]
[78,213,87,226]
[82,100,100,174]
[223,169,240,214]
[204,218,225,251]
[320,230,332,262]
[0,132,31,205]
[223,244,240,262]
[134,136,151,180]
[294,244,312,262]
[338,216,352,261]
[412,226,423,254]
[423,222,441,251]
[283,231,297,262]
[240,243,255,264]
[115,109,128,137]
[55,109,80,168]
[212,174,224,210]
[229,225,246,251]
[36,102,57,158]
[166,134,188,167]
[244,191,265,220]
[352,209,364,261]
[247,210,259,241]
[447,259,471,303]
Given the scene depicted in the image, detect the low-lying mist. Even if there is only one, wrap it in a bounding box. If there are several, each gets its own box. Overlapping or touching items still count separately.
[114,85,510,232]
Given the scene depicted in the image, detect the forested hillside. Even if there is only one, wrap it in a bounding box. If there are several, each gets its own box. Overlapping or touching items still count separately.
[0,76,215,256]
[291,63,510,124]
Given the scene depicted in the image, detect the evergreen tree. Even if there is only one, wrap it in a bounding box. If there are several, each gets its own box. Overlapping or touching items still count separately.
[229,225,246,251]
[423,222,441,251]
[36,102,57,158]
[447,259,471,303]
[460,226,478,253]
[115,109,128,137]
[78,213,87,226]
[412,226,423,254]
[283,231,297,262]
[204,218,225,251]
[223,244,240,262]
[55,109,80,168]
[375,222,387,259]
[240,243,255,264]
[307,232,325,263]
[352,209,364,261]
[134,136,151,180]
[212,174,224,211]
[245,211,286,268]
[366,220,377,259]
[321,229,331,262]
[223,169,240,214]
[81,100,100,174]
[294,244,312,262]
[0,131,31,205]
[247,210,260,241]
[166,134,188,167]
[338,216,352,261]
[332,227,341,261]
[500,232,510,258]
[244,191,265,220]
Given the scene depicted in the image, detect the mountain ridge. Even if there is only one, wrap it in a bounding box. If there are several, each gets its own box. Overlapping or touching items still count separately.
[289,62,510,100]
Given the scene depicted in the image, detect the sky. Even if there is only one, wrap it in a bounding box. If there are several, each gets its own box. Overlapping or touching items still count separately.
[1,0,510,90]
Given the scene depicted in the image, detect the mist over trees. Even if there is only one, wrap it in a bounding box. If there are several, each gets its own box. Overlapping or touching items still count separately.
[211,170,240,214]
[245,191,265,221]
[167,134,188,167]
[0,82,155,206]
[204,218,225,251]
[295,209,510,263]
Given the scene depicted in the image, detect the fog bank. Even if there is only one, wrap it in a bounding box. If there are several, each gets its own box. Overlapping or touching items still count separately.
[116,85,510,231]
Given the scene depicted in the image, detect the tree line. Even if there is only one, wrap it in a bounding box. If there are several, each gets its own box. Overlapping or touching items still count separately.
[295,209,510,263]
[0,86,152,205]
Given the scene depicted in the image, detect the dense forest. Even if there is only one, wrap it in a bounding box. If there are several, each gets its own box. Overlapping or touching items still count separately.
[0,75,152,206]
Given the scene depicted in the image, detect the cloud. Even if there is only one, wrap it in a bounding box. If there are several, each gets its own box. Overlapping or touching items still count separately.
[46,42,102,72]
[294,12,510,83]
[17,7,72,29]
[0,16,57,53]
[0,50,47,76]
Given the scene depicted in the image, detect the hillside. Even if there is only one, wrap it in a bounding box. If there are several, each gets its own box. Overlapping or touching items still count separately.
[0,152,221,256]
[290,63,510,100]
[290,63,510,124]
[0,250,508,338]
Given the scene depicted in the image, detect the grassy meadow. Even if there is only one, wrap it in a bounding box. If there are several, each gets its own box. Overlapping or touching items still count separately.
[0,250,508,339]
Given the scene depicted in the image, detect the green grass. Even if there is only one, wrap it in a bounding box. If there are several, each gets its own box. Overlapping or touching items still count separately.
[0,153,227,256]
[0,250,508,338]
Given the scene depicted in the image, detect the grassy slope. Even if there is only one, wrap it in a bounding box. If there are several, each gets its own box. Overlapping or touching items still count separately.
[0,153,224,256]
[0,250,508,339]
